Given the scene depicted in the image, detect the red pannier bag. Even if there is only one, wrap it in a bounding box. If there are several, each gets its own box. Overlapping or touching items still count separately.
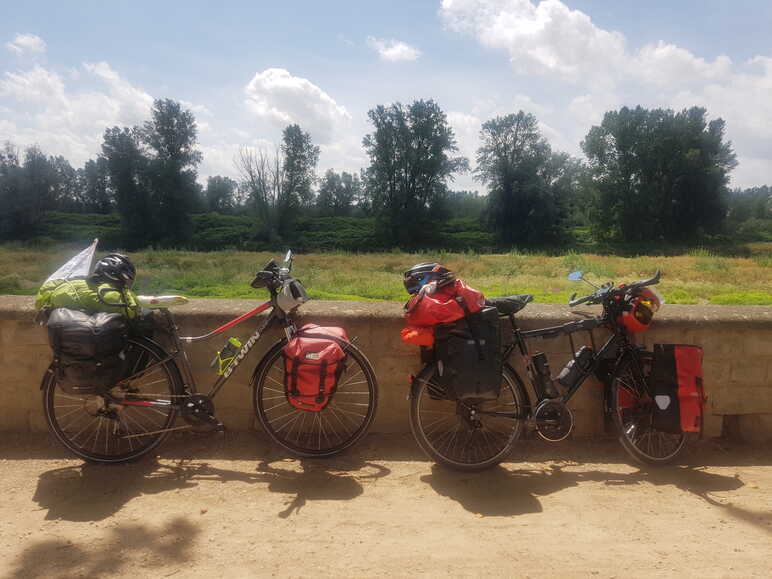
[651,344,705,434]
[283,324,349,411]
[404,280,484,327]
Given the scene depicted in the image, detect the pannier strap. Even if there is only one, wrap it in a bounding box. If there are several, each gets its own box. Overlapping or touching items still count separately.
[289,356,301,397]
[454,296,484,361]
[317,360,328,403]
[295,331,351,352]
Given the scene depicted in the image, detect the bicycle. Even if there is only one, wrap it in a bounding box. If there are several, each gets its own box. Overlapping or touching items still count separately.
[41,251,379,463]
[409,270,689,471]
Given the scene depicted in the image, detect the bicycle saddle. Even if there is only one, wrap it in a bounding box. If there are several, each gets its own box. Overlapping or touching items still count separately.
[136,295,190,309]
[485,294,533,315]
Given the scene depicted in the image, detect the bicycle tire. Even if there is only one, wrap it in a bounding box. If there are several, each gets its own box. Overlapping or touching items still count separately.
[43,337,184,464]
[252,339,378,457]
[611,353,688,465]
[409,363,528,471]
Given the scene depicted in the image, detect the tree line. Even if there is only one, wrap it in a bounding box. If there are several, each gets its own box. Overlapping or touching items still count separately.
[1,97,769,251]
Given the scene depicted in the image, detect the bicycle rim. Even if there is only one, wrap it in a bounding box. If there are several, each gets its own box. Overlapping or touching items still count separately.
[409,365,526,471]
[254,340,378,457]
[612,355,687,465]
[44,338,181,463]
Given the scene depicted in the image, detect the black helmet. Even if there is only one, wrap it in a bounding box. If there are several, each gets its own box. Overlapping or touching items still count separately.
[92,253,136,288]
[403,262,455,295]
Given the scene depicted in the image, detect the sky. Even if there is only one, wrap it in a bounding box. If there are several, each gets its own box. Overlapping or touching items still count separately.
[2,0,771,192]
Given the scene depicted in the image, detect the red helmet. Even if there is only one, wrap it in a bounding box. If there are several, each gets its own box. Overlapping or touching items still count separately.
[618,287,661,333]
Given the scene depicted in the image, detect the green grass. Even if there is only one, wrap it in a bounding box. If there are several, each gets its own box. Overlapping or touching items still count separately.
[2,243,772,305]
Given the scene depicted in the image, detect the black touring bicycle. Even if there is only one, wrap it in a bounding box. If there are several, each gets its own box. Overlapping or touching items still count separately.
[408,270,695,471]
[42,251,379,463]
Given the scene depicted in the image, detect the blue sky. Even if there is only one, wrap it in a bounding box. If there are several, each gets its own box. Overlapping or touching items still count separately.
[2,0,771,191]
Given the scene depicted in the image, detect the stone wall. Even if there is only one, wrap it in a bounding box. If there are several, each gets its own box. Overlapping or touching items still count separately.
[1,295,770,443]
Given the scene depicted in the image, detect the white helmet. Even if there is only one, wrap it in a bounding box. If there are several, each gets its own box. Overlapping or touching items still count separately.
[276,279,309,313]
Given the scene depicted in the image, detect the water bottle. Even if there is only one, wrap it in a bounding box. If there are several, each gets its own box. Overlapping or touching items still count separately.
[211,337,242,374]
[532,352,559,399]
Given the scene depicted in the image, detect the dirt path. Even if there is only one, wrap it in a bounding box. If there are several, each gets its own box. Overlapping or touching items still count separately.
[1,434,770,578]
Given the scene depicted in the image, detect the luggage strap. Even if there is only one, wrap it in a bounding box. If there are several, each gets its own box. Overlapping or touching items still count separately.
[295,330,351,353]
[455,296,484,361]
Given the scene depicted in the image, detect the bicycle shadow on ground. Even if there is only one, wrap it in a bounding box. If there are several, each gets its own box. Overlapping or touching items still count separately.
[33,453,390,522]
[11,516,199,579]
[421,462,760,522]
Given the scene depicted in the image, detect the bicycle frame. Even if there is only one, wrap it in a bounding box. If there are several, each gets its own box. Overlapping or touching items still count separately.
[501,315,639,413]
[118,300,293,409]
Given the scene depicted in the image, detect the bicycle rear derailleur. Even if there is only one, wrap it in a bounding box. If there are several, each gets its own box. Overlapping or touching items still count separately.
[533,399,574,442]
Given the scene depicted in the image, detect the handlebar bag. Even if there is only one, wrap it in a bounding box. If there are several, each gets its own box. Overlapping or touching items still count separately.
[282,324,349,412]
[433,306,502,401]
[46,308,129,395]
[651,344,705,434]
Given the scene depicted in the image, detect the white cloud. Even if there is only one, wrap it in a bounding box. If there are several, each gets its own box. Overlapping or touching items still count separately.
[0,62,153,166]
[244,68,350,144]
[366,37,421,62]
[440,0,772,188]
[447,111,481,165]
[5,33,46,56]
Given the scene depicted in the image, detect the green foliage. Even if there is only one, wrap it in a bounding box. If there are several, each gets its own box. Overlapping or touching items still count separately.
[709,292,772,305]
[363,99,468,246]
[316,170,361,217]
[282,124,319,210]
[582,106,736,242]
[204,175,239,213]
[475,112,579,245]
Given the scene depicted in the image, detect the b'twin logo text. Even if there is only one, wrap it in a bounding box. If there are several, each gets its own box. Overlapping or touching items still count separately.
[223,332,260,379]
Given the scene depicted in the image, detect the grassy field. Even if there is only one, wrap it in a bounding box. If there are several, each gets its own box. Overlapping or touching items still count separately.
[2,243,772,305]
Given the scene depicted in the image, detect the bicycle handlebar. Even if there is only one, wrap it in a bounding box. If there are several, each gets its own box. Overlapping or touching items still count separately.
[568,294,592,308]
[567,270,660,308]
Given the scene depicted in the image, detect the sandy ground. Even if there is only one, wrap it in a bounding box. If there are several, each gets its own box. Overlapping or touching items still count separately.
[0,433,770,579]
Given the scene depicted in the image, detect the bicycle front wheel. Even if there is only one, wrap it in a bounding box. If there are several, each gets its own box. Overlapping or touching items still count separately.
[43,337,183,464]
[611,353,688,465]
[253,339,378,457]
[409,364,528,471]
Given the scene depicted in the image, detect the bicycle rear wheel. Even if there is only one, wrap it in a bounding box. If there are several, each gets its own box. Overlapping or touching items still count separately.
[409,364,528,471]
[253,339,378,457]
[42,337,183,463]
[611,353,688,465]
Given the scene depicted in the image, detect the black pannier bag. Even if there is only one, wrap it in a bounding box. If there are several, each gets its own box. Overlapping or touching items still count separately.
[433,306,502,401]
[46,308,129,395]
[650,343,705,434]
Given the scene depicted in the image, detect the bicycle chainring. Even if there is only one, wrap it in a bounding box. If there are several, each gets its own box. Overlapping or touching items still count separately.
[180,394,218,428]
[534,399,574,442]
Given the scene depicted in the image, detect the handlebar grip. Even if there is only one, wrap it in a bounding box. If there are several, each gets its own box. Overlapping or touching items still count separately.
[569,295,592,308]
[632,269,661,288]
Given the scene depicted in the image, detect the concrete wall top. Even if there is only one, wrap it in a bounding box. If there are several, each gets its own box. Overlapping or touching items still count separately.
[2,294,771,328]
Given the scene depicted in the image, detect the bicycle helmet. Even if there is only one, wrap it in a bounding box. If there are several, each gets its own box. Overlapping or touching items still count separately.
[403,262,455,295]
[619,287,661,333]
[92,253,136,289]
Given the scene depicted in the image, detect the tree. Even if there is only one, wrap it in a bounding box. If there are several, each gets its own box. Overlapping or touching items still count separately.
[140,99,203,246]
[101,126,153,248]
[582,106,736,242]
[281,124,319,209]
[235,146,289,241]
[78,157,113,213]
[0,142,25,239]
[442,190,487,219]
[475,112,575,245]
[316,170,361,217]
[363,99,467,245]
[204,175,239,213]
